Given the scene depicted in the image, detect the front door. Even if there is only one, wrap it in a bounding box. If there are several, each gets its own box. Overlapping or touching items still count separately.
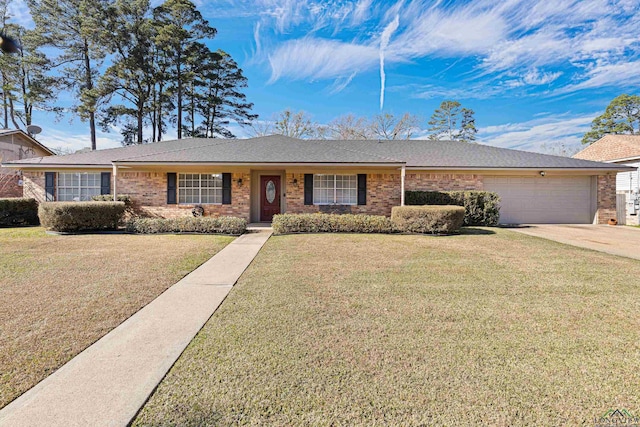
[260,175,281,221]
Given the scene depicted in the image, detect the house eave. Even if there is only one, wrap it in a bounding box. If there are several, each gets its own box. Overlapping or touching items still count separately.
[405,166,634,172]
[1,163,109,169]
[111,161,406,168]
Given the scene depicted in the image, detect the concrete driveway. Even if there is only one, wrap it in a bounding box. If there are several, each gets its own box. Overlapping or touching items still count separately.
[508,224,640,261]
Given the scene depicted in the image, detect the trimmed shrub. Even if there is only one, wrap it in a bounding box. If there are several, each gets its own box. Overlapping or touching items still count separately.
[125,216,246,235]
[391,205,465,234]
[405,191,500,226]
[0,198,39,227]
[272,213,395,234]
[92,194,135,216]
[38,202,126,232]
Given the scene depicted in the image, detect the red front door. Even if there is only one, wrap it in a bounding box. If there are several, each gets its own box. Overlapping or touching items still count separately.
[260,175,281,221]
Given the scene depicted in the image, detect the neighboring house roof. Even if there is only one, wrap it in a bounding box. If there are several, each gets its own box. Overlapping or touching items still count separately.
[573,134,640,163]
[0,129,56,156]
[2,134,631,171]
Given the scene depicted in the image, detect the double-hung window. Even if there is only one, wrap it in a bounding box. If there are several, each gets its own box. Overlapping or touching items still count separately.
[57,172,101,201]
[178,173,222,204]
[313,174,357,205]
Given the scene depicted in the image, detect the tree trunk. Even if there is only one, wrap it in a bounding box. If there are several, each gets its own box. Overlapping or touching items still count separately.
[137,105,143,144]
[190,84,195,136]
[8,97,20,129]
[2,86,7,129]
[176,53,182,139]
[157,81,163,141]
[83,39,97,151]
[89,112,97,150]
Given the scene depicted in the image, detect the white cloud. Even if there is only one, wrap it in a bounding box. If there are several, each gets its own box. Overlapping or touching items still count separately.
[478,113,595,152]
[392,1,507,57]
[352,0,373,24]
[558,60,640,93]
[329,71,357,94]
[255,0,639,97]
[268,38,380,82]
[522,69,562,85]
[39,129,122,153]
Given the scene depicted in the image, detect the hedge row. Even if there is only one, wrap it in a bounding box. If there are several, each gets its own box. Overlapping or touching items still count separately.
[0,198,39,227]
[125,216,246,235]
[273,206,466,235]
[390,205,465,234]
[405,190,500,226]
[272,213,395,234]
[38,202,126,232]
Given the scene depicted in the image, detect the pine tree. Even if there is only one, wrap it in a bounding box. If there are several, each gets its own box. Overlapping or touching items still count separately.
[582,94,640,144]
[28,0,108,150]
[99,0,155,145]
[0,19,59,130]
[428,100,477,142]
[459,107,477,142]
[195,49,256,138]
[153,0,216,139]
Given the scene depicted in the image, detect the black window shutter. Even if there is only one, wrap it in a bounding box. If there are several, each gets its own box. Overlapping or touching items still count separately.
[222,173,232,204]
[357,174,367,205]
[100,172,111,195]
[45,172,55,201]
[167,173,177,204]
[304,174,313,205]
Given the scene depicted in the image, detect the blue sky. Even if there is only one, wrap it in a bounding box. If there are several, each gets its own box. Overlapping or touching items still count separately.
[7,0,640,154]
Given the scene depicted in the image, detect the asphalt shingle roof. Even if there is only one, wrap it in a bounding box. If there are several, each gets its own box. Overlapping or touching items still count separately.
[573,134,640,162]
[4,134,630,170]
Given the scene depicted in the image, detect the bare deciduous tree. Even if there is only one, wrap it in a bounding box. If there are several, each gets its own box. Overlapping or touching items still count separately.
[370,112,420,140]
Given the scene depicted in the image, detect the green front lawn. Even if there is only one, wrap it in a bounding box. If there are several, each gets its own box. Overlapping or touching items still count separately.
[0,227,233,408]
[134,229,640,426]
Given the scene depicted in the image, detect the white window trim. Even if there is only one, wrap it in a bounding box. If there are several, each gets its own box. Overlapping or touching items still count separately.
[178,173,223,205]
[56,172,101,202]
[313,174,358,205]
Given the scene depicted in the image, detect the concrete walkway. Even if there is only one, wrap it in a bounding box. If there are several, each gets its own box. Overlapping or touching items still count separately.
[509,224,640,261]
[0,230,272,427]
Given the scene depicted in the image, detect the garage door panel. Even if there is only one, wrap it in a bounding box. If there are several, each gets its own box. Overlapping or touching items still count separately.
[484,176,593,224]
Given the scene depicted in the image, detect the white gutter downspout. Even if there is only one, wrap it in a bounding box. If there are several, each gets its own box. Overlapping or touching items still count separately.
[112,163,117,199]
[401,165,406,206]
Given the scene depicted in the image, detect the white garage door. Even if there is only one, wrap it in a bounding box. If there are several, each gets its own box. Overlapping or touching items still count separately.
[484,176,594,224]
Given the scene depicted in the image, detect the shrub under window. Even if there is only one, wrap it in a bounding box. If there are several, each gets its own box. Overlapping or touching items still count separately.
[38,202,125,232]
[0,198,39,227]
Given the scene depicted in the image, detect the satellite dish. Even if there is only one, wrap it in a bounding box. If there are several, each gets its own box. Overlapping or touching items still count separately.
[26,125,42,136]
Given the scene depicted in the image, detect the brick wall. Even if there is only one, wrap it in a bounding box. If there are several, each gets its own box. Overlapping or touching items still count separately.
[22,171,45,201]
[597,174,617,224]
[116,171,251,220]
[285,172,402,217]
[0,174,23,198]
[19,169,619,225]
[404,173,484,191]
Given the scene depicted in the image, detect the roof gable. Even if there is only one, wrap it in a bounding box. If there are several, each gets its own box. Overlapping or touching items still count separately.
[0,129,55,156]
[573,134,640,162]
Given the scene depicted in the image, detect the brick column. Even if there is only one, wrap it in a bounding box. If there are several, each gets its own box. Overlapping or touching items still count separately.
[596,174,616,224]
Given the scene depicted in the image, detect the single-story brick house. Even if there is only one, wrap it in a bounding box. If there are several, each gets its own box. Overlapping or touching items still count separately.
[0,129,55,198]
[574,134,640,225]
[2,135,632,224]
